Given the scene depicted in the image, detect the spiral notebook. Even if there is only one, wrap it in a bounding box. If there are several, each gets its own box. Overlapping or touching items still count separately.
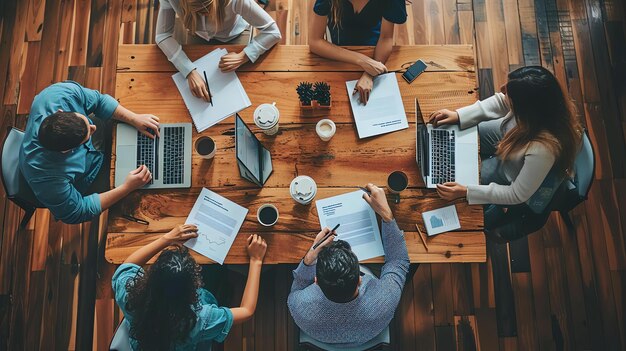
[173,48,251,132]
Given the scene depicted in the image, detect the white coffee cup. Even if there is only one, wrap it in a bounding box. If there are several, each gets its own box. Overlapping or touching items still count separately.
[257,204,279,226]
[290,176,317,205]
[254,102,280,135]
[316,119,336,141]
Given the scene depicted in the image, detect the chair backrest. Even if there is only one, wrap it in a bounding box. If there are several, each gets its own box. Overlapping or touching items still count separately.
[572,130,595,199]
[109,318,132,351]
[1,127,25,198]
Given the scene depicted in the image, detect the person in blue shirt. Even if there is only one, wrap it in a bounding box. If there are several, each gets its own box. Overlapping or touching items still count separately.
[309,0,407,104]
[112,224,267,350]
[19,81,160,224]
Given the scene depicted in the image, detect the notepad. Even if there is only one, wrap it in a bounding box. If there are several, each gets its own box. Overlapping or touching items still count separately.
[422,205,461,236]
[345,73,409,139]
[173,48,251,132]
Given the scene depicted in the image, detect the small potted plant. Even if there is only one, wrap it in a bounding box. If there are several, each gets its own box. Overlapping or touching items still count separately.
[296,81,314,110]
[313,81,331,109]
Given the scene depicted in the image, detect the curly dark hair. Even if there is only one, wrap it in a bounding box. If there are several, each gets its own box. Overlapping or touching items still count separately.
[316,240,360,303]
[125,246,203,350]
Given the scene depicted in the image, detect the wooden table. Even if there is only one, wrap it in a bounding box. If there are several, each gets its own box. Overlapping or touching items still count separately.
[105,44,485,264]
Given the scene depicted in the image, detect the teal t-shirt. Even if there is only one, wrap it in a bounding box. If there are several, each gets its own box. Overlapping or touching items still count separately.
[112,263,234,350]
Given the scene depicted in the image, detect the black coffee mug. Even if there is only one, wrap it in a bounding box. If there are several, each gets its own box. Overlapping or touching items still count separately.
[387,171,408,204]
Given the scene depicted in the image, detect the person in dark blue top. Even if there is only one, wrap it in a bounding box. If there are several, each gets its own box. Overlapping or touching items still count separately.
[310,0,407,104]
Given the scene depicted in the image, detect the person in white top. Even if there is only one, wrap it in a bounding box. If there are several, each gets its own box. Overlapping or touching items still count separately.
[156,0,282,101]
[428,66,582,227]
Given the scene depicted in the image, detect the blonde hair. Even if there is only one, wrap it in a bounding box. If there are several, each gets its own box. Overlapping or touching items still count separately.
[179,0,228,33]
[330,0,342,29]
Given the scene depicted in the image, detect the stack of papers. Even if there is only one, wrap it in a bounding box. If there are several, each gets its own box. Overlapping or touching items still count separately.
[316,191,384,261]
[173,48,251,132]
[345,73,409,139]
[422,205,461,236]
[184,188,248,264]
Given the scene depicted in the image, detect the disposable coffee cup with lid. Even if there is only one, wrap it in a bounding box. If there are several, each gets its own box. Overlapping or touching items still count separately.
[254,102,280,136]
[290,176,317,205]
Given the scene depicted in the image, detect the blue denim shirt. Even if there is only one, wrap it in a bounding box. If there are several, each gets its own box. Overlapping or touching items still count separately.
[18,81,119,224]
[112,263,234,350]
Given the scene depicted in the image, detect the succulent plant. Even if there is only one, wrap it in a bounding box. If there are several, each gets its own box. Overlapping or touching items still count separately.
[296,81,314,105]
[313,81,331,106]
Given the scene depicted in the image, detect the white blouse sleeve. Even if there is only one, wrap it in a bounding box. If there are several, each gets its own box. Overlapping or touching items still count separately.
[456,93,511,130]
[234,0,282,62]
[155,0,196,77]
[466,142,557,205]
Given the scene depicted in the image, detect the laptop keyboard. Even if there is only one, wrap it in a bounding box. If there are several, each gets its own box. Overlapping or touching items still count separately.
[163,126,185,185]
[136,132,155,185]
[431,129,456,184]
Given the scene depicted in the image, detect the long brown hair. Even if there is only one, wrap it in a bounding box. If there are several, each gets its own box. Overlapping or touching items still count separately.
[497,66,582,175]
[329,0,343,29]
[179,0,228,33]
[126,246,203,350]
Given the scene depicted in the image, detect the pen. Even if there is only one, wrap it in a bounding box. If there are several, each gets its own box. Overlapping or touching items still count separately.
[415,223,429,252]
[203,70,213,106]
[358,186,371,194]
[122,214,150,225]
[313,223,340,250]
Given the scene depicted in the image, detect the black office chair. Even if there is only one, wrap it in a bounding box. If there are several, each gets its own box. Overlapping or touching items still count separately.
[0,127,44,228]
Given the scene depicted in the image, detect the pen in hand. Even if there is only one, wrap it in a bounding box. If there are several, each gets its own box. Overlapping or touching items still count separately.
[203,70,213,106]
[312,223,340,250]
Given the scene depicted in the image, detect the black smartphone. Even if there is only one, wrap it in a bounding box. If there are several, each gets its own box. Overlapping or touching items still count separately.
[402,60,428,84]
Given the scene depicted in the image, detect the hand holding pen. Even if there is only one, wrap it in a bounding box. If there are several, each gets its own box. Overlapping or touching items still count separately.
[303,224,339,266]
[203,71,213,106]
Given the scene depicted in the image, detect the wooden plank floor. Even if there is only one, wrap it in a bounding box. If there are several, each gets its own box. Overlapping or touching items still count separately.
[1,0,625,350]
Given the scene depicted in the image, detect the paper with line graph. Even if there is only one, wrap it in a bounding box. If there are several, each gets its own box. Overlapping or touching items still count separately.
[315,191,384,261]
[184,188,248,264]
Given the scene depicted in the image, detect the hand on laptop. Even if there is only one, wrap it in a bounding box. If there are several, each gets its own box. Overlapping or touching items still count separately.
[362,183,394,222]
[428,109,459,127]
[436,182,467,201]
[122,165,152,191]
[131,113,160,139]
[353,72,373,105]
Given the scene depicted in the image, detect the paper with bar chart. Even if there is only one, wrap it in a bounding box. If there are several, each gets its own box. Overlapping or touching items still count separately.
[315,191,384,261]
[184,188,248,264]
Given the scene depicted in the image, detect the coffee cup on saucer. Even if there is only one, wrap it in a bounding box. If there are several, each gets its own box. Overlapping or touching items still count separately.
[195,136,216,159]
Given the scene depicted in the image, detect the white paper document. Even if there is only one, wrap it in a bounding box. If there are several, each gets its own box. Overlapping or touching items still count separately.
[315,191,384,261]
[173,48,251,132]
[422,205,461,236]
[184,188,249,264]
[345,73,409,139]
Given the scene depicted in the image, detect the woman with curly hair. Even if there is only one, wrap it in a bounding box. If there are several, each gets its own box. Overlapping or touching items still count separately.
[112,224,267,350]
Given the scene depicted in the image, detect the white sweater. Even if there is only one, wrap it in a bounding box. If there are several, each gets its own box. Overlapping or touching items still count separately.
[456,93,557,205]
[155,0,282,77]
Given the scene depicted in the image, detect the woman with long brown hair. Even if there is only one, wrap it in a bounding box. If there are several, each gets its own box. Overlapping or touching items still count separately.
[112,224,268,350]
[156,0,281,101]
[430,66,582,227]
[309,0,407,104]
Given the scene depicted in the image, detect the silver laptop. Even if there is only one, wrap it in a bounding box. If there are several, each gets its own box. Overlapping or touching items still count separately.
[415,98,479,188]
[114,123,192,189]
